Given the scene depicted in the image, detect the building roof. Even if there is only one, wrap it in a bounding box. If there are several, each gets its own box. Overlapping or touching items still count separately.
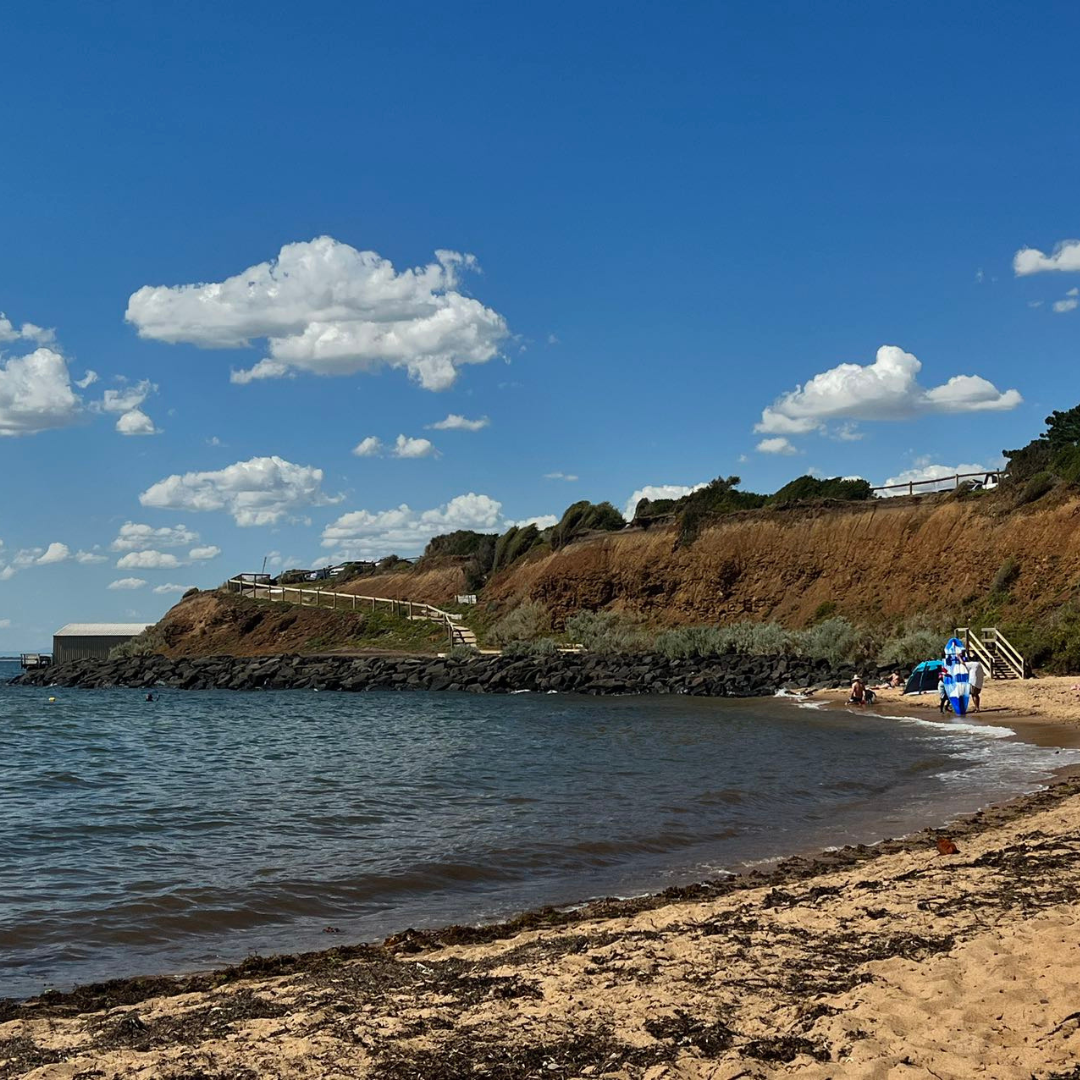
[53,623,153,637]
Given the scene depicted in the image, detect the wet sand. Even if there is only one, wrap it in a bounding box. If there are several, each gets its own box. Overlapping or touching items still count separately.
[4,766,1080,1079]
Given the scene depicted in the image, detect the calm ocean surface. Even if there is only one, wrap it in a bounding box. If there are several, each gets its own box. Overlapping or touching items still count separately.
[2,659,1076,998]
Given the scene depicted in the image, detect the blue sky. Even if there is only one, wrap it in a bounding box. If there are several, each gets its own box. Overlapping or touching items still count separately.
[1,1,1078,650]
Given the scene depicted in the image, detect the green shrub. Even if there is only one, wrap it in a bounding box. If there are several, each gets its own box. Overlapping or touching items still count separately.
[811,600,837,623]
[1004,403,1080,485]
[1008,602,1080,674]
[795,616,875,665]
[990,556,1020,596]
[654,626,729,659]
[424,530,497,560]
[109,626,167,659]
[551,501,626,550]
[768,475,874,506]
[718,621,796,656]
[492,524,544,572]
[1018,471,1055,505]
[488,601,551,646]
[677,477,767,544]
[448,644,480,660]
[182,587,200,599]
[877,619,947,667]
[565,610,651,653]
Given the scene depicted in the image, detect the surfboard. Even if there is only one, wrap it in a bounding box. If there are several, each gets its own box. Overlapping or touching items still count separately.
[942,636,970,717]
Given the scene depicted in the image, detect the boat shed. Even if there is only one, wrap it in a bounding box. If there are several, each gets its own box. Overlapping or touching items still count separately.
[52,623,153,664]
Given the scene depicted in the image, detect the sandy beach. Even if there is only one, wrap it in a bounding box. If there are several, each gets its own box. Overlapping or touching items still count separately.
[4,707,1080,1080]
[816,674,1080,734]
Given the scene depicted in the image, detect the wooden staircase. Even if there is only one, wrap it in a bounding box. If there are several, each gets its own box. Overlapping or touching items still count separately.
[448,621,479,649]
[955,626,1029,680]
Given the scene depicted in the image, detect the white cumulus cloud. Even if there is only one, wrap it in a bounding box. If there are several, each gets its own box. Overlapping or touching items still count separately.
[112,523,200,551]
[427,414,490,431]
[75,370,99,388]
[140,455,337,526]
[1013,240,1080,276]
[108,577,147,590]
[116,550,183,570]
[352,436,383,457]
[188,545,221,561]
[322,493,503,559]
[756,437,798,455]
[36,542,71,564]
[544,472,579,481]
[75,549,108,564]
[755,345,1021,438]
[1053,288,1079,314]
[0,314,56,345]
[153,583,195,595]
[100,380,155,413]
[392,434,436,458]
[507,514,558,530]
[622,483,707,521]
[126,236,510,391]
[0,346,82,436]
[116,408,160,436]
[0,541,73,578]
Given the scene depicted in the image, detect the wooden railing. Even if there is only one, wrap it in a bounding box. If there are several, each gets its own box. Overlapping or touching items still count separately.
[955,626,1028,679]
[226,576,475,648]
[872,470,1004,497]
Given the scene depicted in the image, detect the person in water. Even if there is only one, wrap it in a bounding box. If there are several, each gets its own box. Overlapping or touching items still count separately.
[145,692,156,702]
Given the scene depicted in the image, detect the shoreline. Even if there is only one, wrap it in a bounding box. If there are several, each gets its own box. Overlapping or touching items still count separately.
[812,674,1080,728]
[5,764,1080,1076]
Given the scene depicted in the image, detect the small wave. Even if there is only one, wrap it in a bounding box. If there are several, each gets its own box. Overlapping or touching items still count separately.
[880,714,1015,739]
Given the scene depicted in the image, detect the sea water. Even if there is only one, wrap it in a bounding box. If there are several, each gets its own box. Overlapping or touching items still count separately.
[1,662,1076,998]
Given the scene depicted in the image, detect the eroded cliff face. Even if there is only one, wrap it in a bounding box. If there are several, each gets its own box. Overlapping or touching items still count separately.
[482,493,1080,628]
[335,563,466,605]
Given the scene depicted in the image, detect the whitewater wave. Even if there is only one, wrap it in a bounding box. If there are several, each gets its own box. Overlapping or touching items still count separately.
[879,714,1016,740]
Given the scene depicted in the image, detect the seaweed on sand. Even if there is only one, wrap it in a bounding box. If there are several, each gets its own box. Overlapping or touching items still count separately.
[367,1028,670,1080]
[88,989,290,1052]
[0,1035,66,1080]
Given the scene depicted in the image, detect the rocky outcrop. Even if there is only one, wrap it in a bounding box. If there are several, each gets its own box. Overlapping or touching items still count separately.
[11,652,897,697]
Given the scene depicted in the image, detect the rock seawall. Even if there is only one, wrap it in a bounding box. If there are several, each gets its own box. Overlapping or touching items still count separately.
[10,652,892,696]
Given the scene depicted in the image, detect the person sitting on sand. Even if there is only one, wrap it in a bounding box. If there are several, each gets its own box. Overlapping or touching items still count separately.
[887,671,903,689]
[849,676,867,705]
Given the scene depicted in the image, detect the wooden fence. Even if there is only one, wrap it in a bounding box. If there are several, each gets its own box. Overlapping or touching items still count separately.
[226,576,470,646]
[871,470,1004,497]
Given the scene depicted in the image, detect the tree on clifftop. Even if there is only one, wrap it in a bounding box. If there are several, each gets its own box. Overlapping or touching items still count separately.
[1004,403,1080,484]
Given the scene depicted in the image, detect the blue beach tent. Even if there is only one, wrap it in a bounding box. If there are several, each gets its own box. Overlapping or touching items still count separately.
[903,659,943,695]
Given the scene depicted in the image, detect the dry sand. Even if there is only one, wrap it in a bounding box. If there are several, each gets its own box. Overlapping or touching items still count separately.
[4,761,1080,1079]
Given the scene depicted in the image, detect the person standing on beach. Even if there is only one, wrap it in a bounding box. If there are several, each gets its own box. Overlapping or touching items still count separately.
[969,658,985,712]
